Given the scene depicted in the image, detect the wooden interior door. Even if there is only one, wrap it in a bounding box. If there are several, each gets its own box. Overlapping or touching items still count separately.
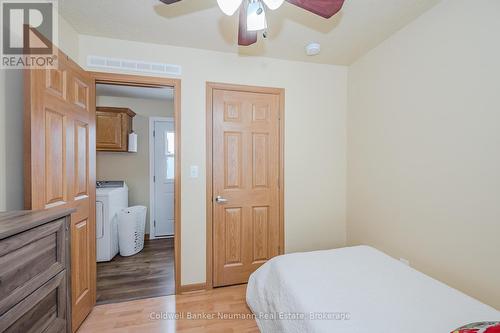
[212,88,281,287]
[25,50,96,331]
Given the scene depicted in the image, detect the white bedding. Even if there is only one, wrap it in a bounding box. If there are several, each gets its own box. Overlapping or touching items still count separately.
[246,246,499,333]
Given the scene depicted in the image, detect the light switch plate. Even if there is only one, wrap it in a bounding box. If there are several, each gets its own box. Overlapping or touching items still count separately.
[190,165,199,178]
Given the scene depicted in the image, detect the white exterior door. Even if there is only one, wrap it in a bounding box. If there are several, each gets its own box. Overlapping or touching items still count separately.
[153,120,175,237]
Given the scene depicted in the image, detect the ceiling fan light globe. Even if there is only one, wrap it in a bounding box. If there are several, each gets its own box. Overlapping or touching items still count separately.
[247,1,268,31]
[262,0,285,10]
[217,0,242,16]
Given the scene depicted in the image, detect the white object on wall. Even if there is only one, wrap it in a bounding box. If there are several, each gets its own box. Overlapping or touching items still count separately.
[128,131,138,153]
[190,165,199,179]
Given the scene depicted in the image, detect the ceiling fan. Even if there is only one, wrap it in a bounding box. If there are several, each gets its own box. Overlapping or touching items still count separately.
[159,0,345,46]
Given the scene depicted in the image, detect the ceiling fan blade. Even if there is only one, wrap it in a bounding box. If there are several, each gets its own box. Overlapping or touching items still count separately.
[238,2,258,46]
[159,0,182,4]
[286,0,345,19]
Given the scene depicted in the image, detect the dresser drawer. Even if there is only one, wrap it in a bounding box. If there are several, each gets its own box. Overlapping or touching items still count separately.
[0,270,68,333]
[0,218,68,316]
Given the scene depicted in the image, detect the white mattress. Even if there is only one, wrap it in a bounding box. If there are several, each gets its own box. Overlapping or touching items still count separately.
[246,246,499,333]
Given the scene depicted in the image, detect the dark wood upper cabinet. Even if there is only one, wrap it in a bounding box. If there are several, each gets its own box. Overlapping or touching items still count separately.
[96,107,136,152]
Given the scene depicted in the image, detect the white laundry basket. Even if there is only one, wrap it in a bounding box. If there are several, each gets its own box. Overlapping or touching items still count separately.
[117,206,147,257]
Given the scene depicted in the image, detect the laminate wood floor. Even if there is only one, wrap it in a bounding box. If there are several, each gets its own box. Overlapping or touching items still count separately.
[79,284,259,333]
[96,238,175,305]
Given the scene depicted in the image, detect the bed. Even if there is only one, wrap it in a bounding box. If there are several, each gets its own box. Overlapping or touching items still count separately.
[246,246,499,333]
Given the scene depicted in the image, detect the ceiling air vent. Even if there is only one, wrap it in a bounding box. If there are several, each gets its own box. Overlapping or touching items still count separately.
[87,55,182,76]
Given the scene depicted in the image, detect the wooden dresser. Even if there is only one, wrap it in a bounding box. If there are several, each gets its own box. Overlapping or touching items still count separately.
[0,208,74,333]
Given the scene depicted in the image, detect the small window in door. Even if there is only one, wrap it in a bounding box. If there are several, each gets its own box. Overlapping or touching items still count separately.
[165,131,175,180]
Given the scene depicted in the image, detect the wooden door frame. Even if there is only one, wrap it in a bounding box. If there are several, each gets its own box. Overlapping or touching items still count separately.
[205,82,285,289]
[91,72,182,294]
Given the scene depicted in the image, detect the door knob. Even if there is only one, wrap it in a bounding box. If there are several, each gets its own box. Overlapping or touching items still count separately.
[215,196,228,204]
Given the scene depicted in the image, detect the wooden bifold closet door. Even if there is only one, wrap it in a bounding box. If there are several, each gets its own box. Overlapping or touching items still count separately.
[211,86,283,287]
[25,49,96,331]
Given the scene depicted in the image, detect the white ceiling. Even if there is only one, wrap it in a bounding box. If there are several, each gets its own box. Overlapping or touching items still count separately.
[96,84,174,101]
[60,0,441,65]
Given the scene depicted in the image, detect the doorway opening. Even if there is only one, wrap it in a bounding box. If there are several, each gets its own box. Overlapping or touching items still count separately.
[92,74,181,304]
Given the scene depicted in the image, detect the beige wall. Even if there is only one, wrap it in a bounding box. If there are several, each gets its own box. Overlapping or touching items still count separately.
[59,15,79,60]
[78,35,348,285]
[348,0,500,309]
[96,95,174,234]
[0,69,24,211]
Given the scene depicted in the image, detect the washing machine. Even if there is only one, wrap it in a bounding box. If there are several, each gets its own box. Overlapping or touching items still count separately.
[96,181,128,262]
